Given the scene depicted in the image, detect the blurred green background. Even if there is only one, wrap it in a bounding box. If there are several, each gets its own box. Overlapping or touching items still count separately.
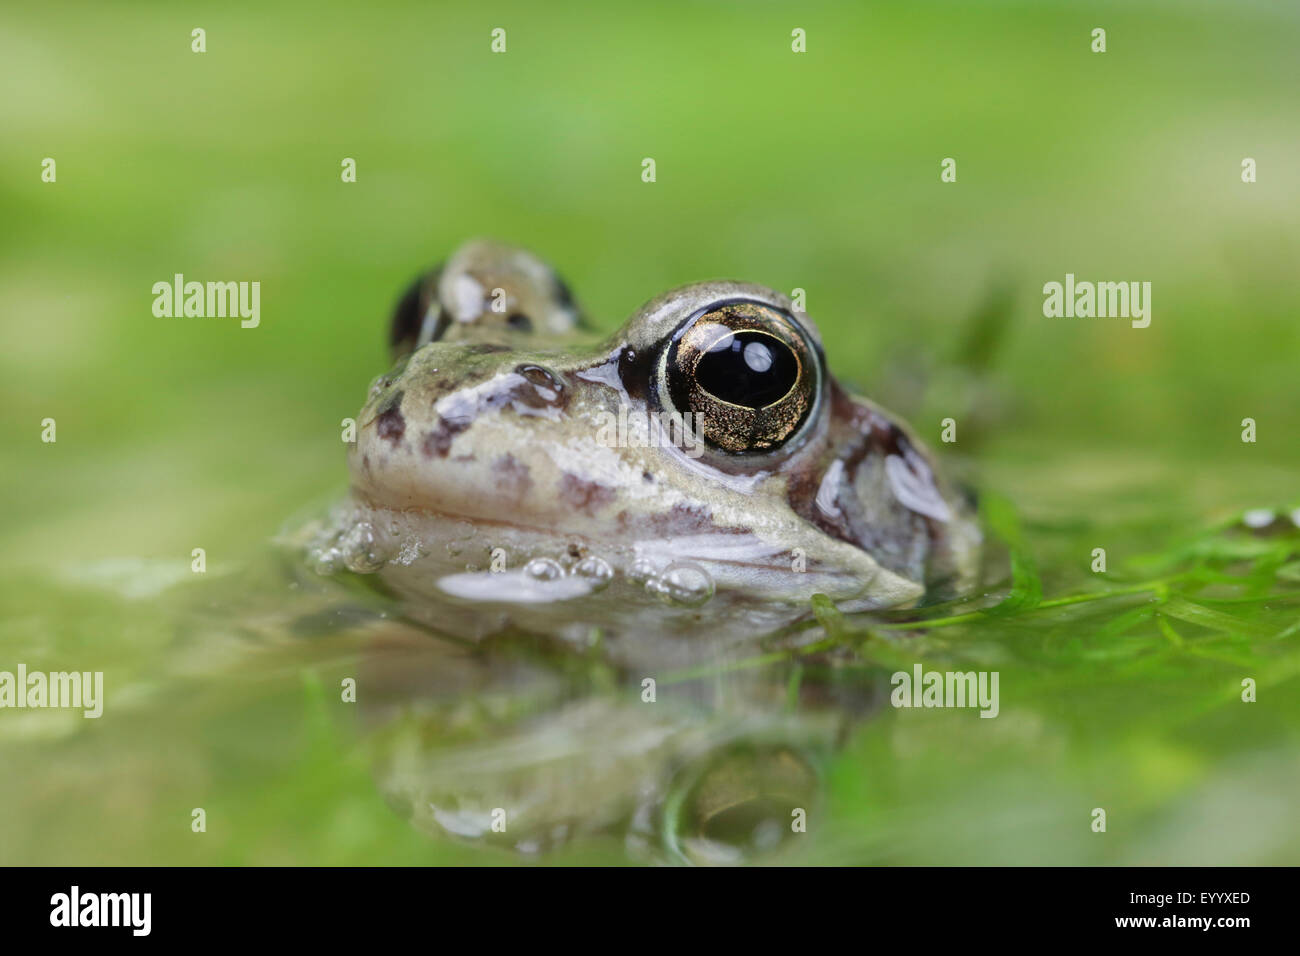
[1,0,1297,864]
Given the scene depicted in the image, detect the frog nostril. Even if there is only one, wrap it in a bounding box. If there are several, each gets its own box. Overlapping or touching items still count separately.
[514,363,561,391]
[506,312,532,332]
[509,363,569,411]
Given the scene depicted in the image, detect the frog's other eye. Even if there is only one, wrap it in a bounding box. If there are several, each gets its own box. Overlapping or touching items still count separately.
[660,301,820,454]
[389,268,447,360]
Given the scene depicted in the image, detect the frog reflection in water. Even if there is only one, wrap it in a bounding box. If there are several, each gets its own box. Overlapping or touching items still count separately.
[304,239,983,861]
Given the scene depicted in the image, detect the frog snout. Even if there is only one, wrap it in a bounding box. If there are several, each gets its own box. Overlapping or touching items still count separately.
[348,343,589,518]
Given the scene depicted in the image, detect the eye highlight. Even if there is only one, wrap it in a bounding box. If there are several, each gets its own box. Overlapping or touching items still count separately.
[662,301,819,454]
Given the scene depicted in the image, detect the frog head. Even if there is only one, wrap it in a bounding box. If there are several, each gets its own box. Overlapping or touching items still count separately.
[333,240,980,645]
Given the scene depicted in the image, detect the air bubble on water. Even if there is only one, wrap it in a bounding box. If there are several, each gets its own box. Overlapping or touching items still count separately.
[341,521,387,573]
[627,558,659,586]
[310,546,343,576]
[649,562,715,608]
[573,556,614,591]
[1243,508,1276,529]
[523,557,565,583]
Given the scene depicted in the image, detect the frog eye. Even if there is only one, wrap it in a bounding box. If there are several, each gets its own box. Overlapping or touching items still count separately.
[389,268,447,360]
[661,301,820,453]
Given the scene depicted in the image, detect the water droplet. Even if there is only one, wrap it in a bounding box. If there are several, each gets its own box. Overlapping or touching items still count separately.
[341,521,386,573]
[573,556,613,591]
[627,558,659,585]
[310,546,342,575]
[650,562,715,607]
[523,557,565,582]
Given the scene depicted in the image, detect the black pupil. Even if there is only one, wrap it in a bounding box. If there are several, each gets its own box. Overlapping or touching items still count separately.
[694,331,798,408]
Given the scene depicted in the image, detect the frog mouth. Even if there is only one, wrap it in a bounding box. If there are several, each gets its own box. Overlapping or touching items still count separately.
[340,484,922,617]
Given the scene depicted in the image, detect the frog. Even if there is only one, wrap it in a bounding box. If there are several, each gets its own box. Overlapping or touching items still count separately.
[305,238,982,663]
[284,238,987,860]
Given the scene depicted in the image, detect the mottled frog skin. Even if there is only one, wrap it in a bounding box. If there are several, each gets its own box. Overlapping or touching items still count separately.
[308,239,981,655]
